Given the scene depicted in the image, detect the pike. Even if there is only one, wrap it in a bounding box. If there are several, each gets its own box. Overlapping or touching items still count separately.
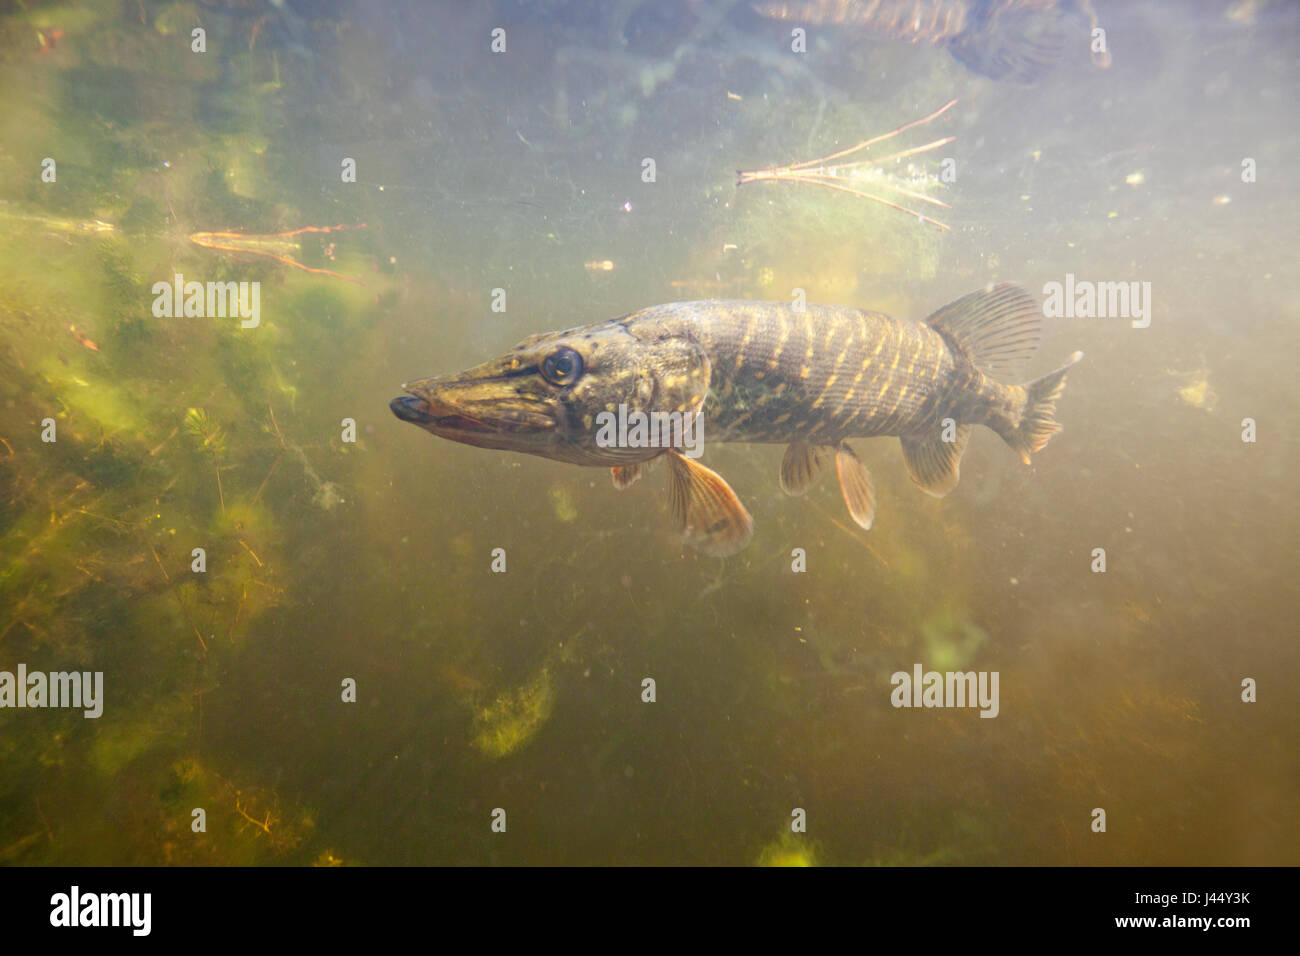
[391,284,1081,556]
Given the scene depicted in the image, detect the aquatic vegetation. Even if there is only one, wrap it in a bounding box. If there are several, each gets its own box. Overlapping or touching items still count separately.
[0,148,362,870]
[151,2,203,39]
[1172,370,1218,412]
[757,832,819,867]
[154,759,317,863]
[184,408,229,462]
[38,359,150,446]
[89,697,190,778]
[549,482,579,523]
[201,498,285,634]
[920,608,988,672]
[471,667,556,759]
[0,0,378,867]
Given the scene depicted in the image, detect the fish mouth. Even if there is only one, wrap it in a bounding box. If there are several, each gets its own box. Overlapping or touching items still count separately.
[389,387,557,439]
[389,396,496,433]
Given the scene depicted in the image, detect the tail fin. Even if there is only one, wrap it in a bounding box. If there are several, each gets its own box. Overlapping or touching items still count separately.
[1003,351,1084,464]
[945,3,1066,84]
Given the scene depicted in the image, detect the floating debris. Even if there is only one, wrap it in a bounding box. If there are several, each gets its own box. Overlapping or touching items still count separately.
[188,223,368,285]
[67,325,99,351]
[736,100,958,231]
[1178,377,1217,411]
[0,205,116,236]
[0,204,367,284]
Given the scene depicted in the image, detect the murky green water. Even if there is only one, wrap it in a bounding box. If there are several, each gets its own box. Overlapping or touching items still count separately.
[1,0,1296,865]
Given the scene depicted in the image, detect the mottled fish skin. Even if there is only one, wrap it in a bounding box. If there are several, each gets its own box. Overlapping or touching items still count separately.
[753,0,974,43]
[613,300,966,445]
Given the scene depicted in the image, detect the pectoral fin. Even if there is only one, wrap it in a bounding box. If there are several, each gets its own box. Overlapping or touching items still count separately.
[665,451,753,556]
[779,441,824,496]
[900,426,972,497]
[834,443,876,530]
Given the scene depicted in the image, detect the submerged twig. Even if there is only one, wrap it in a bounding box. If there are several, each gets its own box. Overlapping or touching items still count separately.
[149,545,208,654]
[251,452,284,505]
[238,539,264,568]
[188,223,368,284]
[234,792,274,836]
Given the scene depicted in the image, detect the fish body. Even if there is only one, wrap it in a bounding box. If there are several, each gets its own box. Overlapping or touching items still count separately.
[392,285,1081,556]
[756,0,978,42]
[752,0,1110,82]
[641,299,963,445]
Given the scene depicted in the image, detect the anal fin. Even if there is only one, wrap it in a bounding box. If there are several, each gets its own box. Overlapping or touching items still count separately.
[834,443,876,530]
[900,425,972,498]
[611,455,663,490]
[779,441,824,496]
[611,464,641,489]
[666,451,753,557]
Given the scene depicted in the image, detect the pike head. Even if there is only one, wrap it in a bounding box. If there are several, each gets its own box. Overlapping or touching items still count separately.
[390,318,712,467]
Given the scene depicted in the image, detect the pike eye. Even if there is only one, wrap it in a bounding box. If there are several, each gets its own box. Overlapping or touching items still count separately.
[540,347,583,387]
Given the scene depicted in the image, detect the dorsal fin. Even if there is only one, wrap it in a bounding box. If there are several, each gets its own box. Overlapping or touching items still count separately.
[925,283,1041,378]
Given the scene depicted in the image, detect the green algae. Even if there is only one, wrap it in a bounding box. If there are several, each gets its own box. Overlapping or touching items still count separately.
[920,608,988,672]
[471,666,557,759]
[757,832,820,867]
